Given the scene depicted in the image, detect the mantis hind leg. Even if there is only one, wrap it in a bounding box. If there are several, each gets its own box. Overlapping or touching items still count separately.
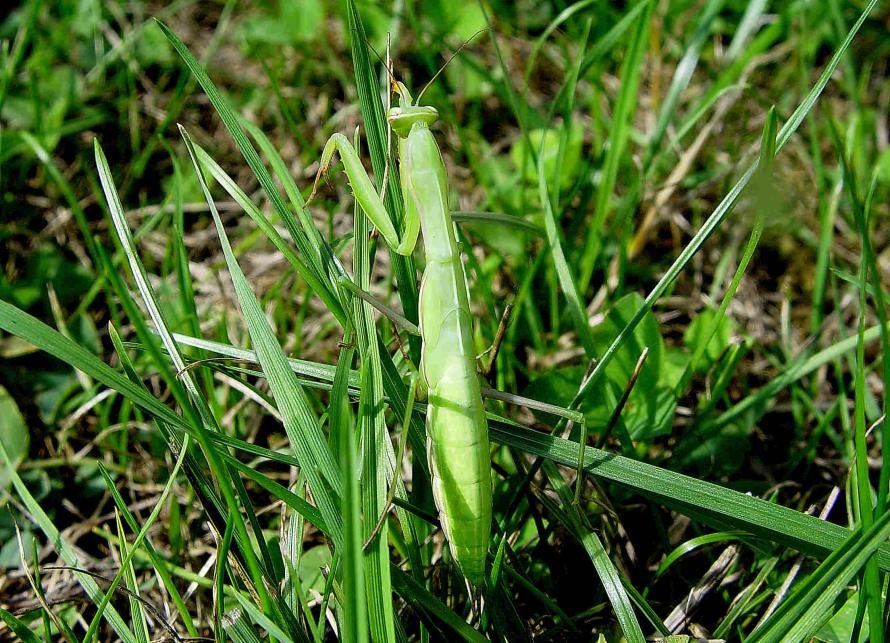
[477,302,514,378]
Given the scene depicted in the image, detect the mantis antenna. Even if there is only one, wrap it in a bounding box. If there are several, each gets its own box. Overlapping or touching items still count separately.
[415,28,491,103]
[362,33,398,87]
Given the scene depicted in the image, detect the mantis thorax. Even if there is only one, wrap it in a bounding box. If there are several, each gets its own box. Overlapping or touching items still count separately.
[387,81,438,138]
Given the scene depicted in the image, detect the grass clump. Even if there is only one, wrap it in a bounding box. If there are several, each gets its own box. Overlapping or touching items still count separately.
[1,1,889,640]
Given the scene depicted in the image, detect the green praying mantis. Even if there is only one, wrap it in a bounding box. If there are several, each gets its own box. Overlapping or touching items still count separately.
[308,43,596,588]
[312,77,493,586]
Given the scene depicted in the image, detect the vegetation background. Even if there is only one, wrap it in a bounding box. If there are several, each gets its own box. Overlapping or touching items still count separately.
[1,0,890,640]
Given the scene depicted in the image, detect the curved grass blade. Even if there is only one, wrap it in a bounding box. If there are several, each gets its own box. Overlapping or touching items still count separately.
[539,459,645,642]
[0,608,43,643]
[0,440,137,643]
[191,143,345,327]
[390,566,488,643]
[6,302,890,575]
[179,125,344,546]
[94,139,275,604]
[155,20,347,326]
[489,420,890,572]
[537,133,595,357]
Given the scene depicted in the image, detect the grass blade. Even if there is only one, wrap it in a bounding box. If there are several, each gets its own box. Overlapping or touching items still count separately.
[1,440,137,643]
[748,509,890,642]
[577,0,653,290]
[155,19,347,325]
[571,0,880,411]
[179,125,344,547]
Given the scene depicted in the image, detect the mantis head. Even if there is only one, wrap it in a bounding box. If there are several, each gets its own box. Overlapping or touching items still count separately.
[387,81,438,137]
[384,29,488,137]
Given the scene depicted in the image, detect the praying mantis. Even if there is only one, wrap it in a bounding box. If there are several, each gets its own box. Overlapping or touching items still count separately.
[312,78,492,585]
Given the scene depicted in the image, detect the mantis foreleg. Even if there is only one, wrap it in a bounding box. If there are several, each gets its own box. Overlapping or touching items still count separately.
[309,132,420,257]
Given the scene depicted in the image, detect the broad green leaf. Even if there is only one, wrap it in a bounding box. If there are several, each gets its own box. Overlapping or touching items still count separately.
[297,545,333,596]
[239,0,325,46]
[814,590,869,643]
[590,292,663,397]
[586,292,673,440]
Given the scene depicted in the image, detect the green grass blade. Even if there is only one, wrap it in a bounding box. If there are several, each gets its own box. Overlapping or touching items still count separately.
[0,440,137,643]
[390,566,487,643]
[221,455,329,535]
[0,607,43,643]
[331,337,369,643]
[116,513,150,643]
[726,0,770,60]
[577,0,652,79]
[93,437,198,638]
[676,107,776,395]
[239,116,348,294]
[540,459,645,642]
[192,143,347,328]
[641,0,725,169]
[223,608,264,643]
[709,321,889,432]
[81,442,189,643]
[748,509,890,642]
[571,0,879,410]
[577,0,652,291]
[537,135,595,357]
[344,0,420,359]
[180,125,344,546]
[348,126,397,639]
[94,138,275,604]
[829,111,884,643]
[230,591,297,643]
[487,420,890,572]
[155,20,346,325]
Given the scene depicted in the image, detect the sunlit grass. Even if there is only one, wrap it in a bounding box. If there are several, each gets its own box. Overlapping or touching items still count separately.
[1,0,888,640]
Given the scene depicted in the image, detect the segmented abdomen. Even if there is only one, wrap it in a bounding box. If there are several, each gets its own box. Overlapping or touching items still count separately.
[419,258,491,586]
